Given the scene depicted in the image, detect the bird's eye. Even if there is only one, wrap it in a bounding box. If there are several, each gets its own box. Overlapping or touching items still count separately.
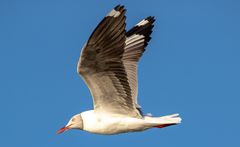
[72,118,76,122]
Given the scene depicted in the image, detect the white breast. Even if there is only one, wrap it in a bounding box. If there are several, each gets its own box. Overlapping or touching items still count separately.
[80,110,148,134]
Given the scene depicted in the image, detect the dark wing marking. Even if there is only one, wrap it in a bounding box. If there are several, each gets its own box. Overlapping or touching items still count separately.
[123,16,155,113]
[78,5,142,117]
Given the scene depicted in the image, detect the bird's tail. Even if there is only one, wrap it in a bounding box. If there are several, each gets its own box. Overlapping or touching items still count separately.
[144,114,182,128]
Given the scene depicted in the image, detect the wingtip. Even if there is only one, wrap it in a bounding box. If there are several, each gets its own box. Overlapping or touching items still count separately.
[145,16,156,24]
[107,4,126,18]
[114,4,125,11]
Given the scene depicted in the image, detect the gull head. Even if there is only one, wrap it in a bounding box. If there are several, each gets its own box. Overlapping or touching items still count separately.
[57,114,83,134]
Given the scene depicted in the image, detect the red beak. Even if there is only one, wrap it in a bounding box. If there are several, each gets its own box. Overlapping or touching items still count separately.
[56,126,70,134]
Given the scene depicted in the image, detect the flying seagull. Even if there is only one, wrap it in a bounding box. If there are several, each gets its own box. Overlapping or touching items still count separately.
[57,5,181,135]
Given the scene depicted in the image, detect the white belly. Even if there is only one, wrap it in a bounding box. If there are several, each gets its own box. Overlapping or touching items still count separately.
[80,110,149,134]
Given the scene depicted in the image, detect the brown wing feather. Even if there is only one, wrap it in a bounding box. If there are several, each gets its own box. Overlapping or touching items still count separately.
[123,16,155,111]
[78,5,141,117]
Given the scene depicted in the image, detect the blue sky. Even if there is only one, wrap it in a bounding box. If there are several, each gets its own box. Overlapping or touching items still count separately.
[0,0,240,146]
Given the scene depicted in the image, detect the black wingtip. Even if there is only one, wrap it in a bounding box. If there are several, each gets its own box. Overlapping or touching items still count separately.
[125,16,155,48]
[126,16,155,37]
[145,16,155,24]
[114,4,125,11]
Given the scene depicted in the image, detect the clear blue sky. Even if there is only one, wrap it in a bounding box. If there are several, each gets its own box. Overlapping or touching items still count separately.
[0,0,239,146]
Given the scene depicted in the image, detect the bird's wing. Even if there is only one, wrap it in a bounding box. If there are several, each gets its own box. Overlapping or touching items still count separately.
[77,5,141,118]
[123,16,155,114]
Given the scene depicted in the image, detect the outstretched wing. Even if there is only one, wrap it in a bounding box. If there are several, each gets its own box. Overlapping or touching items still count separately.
[123,16,155,113]
[77,5,155,118]
[77,5,141,118]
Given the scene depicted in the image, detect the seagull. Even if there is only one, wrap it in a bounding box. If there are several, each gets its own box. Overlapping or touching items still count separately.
[57,5,181,135]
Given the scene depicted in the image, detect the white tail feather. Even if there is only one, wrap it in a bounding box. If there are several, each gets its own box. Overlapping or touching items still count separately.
[144,113,182,126]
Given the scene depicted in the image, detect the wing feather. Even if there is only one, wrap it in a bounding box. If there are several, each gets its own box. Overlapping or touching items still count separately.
[78,5,141,117]
[123,16,155,111]
[77,5,155,117]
